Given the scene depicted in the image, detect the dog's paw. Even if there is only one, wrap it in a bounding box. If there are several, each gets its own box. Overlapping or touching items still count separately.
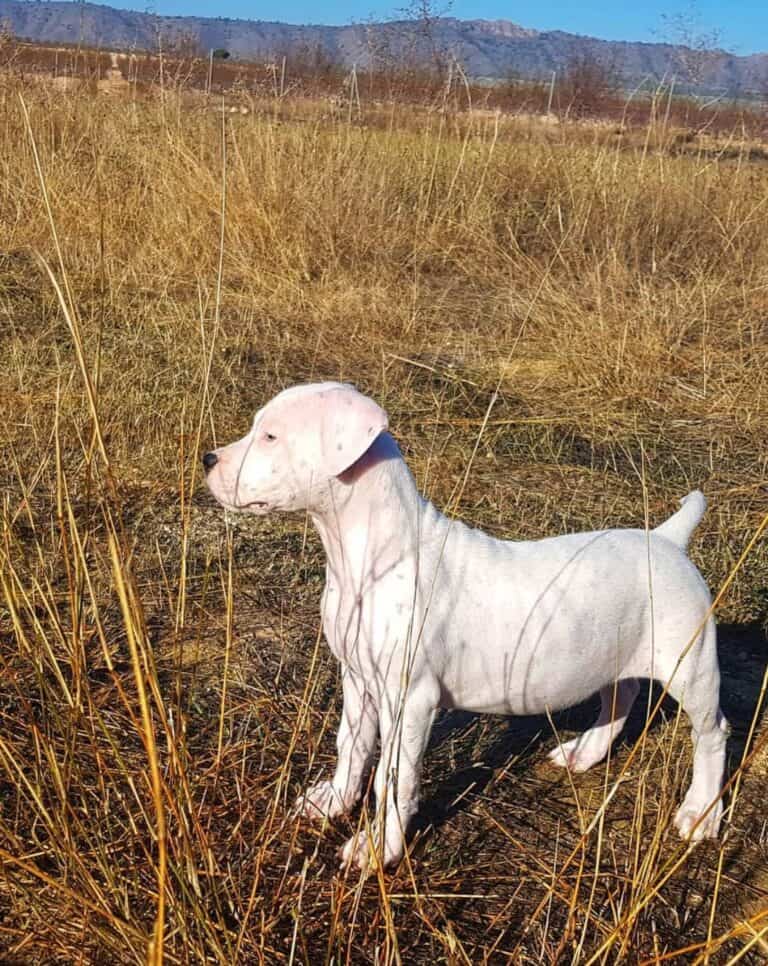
[547,736,604,773]
[338,829,402,873]
[339,830,375,873]
[292,780,346,822]
[547,741,575,770]
[674,796,723,842]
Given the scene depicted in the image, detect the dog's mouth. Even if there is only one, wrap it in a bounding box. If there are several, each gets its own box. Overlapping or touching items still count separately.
[232,499,270,513]
[212,494,270,513]
[204,468,273,513]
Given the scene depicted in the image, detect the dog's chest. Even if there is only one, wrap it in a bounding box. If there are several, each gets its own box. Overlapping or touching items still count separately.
[321,580,358,663]
[320,573,414,674]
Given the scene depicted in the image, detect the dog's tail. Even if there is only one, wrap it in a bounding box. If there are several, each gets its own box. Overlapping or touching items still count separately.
[653,490,706,552]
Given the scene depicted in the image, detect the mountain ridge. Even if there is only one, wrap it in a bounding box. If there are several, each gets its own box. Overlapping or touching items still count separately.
[1,0,766,93]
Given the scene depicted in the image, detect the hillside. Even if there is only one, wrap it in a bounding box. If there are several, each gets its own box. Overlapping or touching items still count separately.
[0,0,767,92]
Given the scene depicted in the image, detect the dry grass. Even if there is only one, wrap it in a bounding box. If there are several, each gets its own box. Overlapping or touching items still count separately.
[0,75,767,963]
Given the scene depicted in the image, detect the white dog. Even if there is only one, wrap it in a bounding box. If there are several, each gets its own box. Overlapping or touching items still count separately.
[203,382,727,871]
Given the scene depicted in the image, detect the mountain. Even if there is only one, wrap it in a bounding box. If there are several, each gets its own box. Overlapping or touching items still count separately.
[1,0,766,94]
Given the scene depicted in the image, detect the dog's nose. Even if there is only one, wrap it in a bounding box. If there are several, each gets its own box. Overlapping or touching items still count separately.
[202,451,218,473]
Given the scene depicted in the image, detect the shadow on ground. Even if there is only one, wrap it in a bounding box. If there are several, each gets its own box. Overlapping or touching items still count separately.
[414,621,767,838]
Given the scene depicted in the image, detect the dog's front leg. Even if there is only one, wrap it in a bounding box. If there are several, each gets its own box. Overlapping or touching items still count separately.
[340,687,437,872]
[294,667,378,822]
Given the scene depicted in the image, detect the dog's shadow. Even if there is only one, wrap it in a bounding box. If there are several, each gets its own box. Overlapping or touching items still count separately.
[413,621,768,837]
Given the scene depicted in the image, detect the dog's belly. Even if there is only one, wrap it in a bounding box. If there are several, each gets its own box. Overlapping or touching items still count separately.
[438,636,632,715]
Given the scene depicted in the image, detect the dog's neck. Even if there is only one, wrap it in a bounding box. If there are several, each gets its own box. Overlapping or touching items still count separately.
[311,432,422,586]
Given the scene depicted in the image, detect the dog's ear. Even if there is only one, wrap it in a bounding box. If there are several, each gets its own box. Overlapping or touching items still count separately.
[318,385,388,477]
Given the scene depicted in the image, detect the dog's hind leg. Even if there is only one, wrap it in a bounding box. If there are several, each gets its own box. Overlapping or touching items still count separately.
[662,619,728,840]
[548,678,640,772]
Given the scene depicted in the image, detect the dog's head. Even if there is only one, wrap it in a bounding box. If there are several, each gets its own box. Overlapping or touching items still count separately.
[203,382,389,514]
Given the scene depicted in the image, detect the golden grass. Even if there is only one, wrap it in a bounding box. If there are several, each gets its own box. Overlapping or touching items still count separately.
[0,78,767,963]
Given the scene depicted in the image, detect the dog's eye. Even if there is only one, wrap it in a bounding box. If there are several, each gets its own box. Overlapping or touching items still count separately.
[264,432,277,442]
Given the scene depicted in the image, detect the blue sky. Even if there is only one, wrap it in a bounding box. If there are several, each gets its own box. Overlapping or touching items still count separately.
[103,1,767,55]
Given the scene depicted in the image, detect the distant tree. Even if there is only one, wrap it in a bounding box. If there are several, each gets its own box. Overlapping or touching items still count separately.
[397,0,454,77]
[559,52,620,118]
[212,48,230,60]
[399,0,452,77]
[0,18,16,66]
[658,2,725,88]
[356,0,457,104]
[269,40,345,92]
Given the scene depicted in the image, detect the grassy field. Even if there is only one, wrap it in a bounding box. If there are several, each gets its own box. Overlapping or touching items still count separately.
[0,78,767,963]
